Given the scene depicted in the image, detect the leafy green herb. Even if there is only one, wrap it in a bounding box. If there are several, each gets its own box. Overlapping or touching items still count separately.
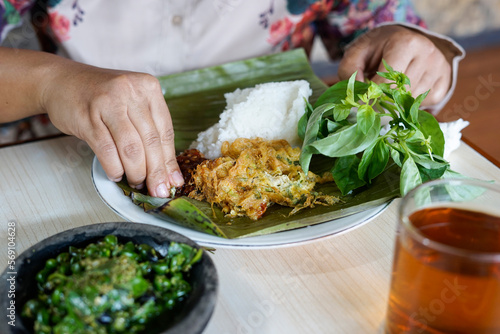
[299,61,460,196]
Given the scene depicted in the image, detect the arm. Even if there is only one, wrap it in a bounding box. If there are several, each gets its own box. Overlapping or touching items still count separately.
[0,47,183,197]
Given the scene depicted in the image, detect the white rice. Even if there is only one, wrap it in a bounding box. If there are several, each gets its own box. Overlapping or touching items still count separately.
[190,80,312,159]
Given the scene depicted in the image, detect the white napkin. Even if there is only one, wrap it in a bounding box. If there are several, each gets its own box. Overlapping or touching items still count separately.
[440,118,469,159]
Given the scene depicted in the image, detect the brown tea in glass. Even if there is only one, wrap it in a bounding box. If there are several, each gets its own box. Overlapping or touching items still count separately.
[385,179,500,334]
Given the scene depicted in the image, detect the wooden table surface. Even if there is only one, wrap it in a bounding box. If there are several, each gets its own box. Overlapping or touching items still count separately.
[1,136,499,333]
[436,45,500,168]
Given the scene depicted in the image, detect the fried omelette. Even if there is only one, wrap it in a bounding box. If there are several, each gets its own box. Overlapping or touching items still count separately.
[187,138,339,220]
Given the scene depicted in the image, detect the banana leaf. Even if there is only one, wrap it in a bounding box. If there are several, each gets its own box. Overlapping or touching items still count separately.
[118,49,401,239]
[157,49,328,151]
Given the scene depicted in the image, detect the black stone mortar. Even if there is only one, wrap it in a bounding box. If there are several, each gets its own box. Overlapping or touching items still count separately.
[0,222,218,334]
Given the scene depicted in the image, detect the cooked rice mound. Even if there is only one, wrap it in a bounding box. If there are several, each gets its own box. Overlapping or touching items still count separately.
[190,80,312,159]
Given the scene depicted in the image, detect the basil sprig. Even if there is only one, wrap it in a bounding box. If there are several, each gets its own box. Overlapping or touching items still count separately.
[299,61,451,196]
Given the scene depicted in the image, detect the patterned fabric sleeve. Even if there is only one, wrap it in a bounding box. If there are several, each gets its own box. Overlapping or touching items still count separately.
[315,0,427,59]
[0,0,35,43]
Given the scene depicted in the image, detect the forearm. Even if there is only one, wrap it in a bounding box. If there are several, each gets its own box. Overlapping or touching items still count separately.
[0,47,66,122]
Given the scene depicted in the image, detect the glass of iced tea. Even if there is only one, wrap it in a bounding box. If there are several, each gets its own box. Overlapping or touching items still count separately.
[385,178,500,334]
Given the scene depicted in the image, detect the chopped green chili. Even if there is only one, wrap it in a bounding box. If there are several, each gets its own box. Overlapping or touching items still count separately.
[22,235,203,334]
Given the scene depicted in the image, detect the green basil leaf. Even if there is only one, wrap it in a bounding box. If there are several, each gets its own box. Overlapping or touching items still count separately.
[331,155,366,195]
[300,103,335,173]
[392,90,414,119]
[303,103,335,145]
[325,119,345,133]
[413,154,449,183]
[358,141,376,183]
[400,156,422,196]
[378,83,393,98]
[299,145,318,175]
[314,79,369,107]
[390,147,404,167]
[367,81,383,100]
[382,59,395,74]
[298,113,308,140]
[368,139,390,181]
[308,154,337,175]
[412,184,432,207]
[417,109,445,157]
[397,73,411,89]
[333,104,352,122]
[318,119,329,138]
[346,72,357,106]
[305,116,380,158]
[305,98,314,114]
[357,104,376,135]
[409,90,429,124]
[359,139,390,183]
[358,93,369,104]
[412,153,449,171]
[441,170,491,202]
[406,129,429,155]
[417,165,448,183]
[441,169,469,179]
[298,98,314,140]
[376,71,394,81]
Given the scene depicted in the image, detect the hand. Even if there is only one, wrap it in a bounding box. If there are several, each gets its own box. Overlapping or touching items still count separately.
[338,25,451,106]
[42,62,184,197]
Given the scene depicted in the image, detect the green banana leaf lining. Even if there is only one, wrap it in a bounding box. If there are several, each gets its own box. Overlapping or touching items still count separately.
[118,49,400,239]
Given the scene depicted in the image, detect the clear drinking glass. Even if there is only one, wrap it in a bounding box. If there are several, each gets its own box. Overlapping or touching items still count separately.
[385,178,500,334]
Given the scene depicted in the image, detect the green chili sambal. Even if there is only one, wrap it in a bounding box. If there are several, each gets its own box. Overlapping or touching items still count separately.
[21,235,203,334]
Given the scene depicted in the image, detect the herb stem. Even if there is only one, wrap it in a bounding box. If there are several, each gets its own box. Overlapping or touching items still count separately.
[377,101,398,119]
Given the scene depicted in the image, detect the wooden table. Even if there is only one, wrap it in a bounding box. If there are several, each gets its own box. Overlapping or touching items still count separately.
[1,136,499,333]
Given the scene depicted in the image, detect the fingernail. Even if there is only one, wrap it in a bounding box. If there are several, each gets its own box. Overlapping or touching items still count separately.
[131,182,145,190]
[170,171,184,187]
[110,176,122,183]
[155,183,169,198]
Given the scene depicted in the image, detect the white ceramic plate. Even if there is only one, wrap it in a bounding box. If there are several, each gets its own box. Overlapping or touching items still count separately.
[91,156,390,249]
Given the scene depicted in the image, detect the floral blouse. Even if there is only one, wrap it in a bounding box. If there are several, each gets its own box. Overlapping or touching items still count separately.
[0,0,463,146]
[1,0,427,76]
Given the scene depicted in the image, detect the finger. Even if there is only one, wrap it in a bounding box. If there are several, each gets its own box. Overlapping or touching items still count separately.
[149,92,184,189]
[338,27,394,82]
[127,103,172,198]
[408,66,427,91]
[86,122,124,183]
[391,51,449,105]
[422,75,449,106]
[103,110,147,189]
[338,40,373,82]
[370,49,414,85]
[416,60,451,106]
[407,67,434,98]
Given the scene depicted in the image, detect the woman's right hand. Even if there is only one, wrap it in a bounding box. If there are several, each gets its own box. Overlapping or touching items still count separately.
[0,47,183,197]
[43,62,184,197]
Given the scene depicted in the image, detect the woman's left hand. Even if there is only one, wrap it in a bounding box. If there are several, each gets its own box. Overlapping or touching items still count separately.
[338,25,451,107]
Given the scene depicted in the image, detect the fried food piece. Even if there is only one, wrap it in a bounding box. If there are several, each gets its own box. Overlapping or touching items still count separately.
[188,138,339,220]
[175,149,208,197]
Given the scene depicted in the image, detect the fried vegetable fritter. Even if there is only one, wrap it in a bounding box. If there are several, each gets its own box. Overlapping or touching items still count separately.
[188,138,339,220]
